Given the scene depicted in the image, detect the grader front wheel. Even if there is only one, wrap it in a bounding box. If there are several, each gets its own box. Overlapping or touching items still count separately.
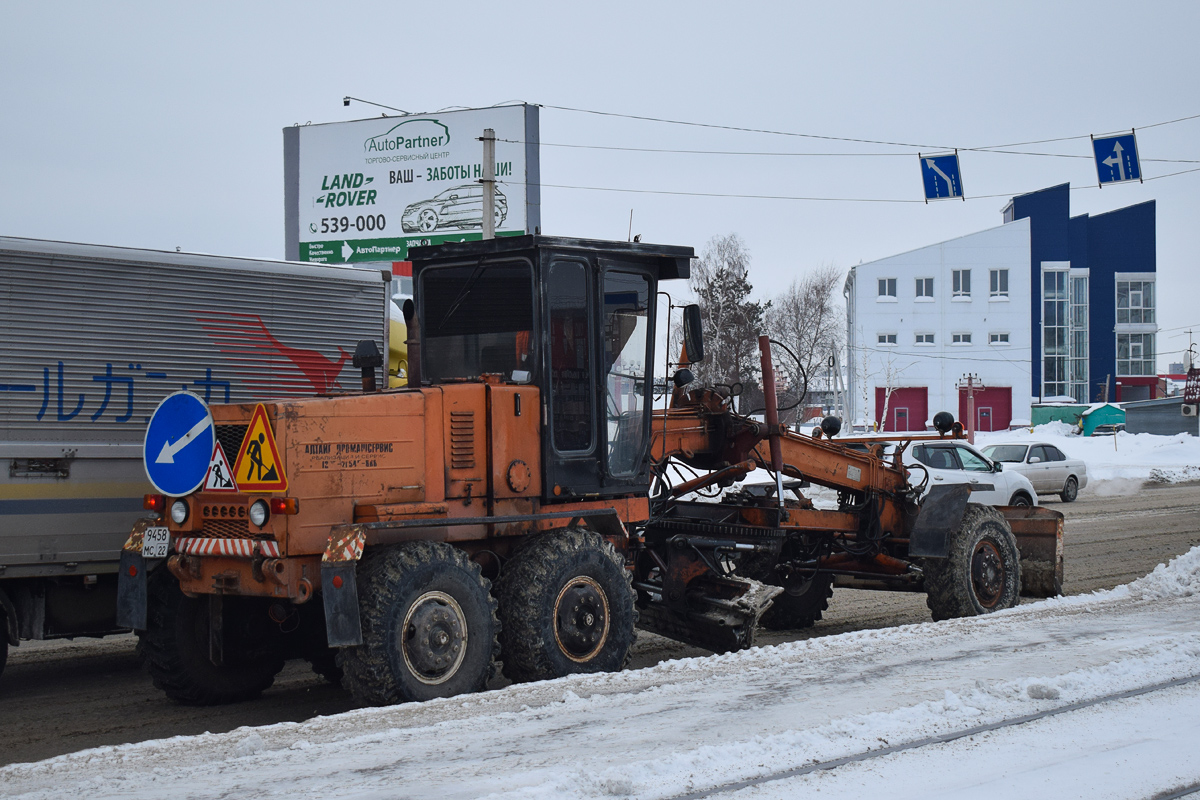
[924,503,1022,621]
[495,529,637,683]
[338,541,500,705]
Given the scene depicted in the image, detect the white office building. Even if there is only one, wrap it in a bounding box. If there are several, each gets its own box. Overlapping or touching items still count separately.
[844,217,1033,431]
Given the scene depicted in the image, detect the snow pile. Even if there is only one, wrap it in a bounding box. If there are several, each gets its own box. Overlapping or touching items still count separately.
[1126,545,1200,600]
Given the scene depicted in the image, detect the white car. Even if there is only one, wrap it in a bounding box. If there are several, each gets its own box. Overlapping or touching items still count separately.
[904,440,1039,507]
[980,442,1088,502]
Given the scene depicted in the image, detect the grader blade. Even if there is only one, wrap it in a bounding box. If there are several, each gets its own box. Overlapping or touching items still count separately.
[637,577,783,653]
[999,505,1065,597]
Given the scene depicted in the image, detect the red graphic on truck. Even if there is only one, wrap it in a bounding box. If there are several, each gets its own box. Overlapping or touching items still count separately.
[196,312,351,395]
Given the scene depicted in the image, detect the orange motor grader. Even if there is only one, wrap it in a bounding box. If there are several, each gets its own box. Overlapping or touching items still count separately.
[117,235,1063,706]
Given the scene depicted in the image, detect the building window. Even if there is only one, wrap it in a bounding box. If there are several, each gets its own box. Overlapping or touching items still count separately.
[877,333,897,346]
[990,269,1009,298]
[952,332,972,344]
[877,277,896,298]
[989,332,1010,345]
[1117,332,1156,376]
[915,278,934,299]
[1070,275,1089,402]
[952,269,971,298]
[915,332,935,345]
[1117,280,1155,324]
[1042,269,1069,399]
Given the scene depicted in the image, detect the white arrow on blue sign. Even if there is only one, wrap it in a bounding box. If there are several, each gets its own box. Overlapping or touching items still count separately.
[143,391,215,497]
[1093,133,1141,186]
[919,152,964,201]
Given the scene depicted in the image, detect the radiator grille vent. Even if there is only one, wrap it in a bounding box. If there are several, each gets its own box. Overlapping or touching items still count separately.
[200,519,252,539]
[449,410,475,469]
[215,424,248,467]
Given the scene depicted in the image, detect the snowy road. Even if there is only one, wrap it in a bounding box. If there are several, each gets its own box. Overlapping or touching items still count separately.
[3,548,1198,800]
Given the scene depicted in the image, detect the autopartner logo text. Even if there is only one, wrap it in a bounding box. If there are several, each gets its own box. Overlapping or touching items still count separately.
[364,119,451,153]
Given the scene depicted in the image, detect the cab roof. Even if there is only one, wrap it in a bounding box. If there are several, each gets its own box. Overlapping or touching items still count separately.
[409,235,693,281]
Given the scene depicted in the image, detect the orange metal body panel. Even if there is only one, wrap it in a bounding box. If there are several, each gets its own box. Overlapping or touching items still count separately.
[487,385,541,499]
[442,384,488,500]
[171,553,322,601]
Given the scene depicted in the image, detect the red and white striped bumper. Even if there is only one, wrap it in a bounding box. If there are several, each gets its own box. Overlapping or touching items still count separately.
[174,537,281,558]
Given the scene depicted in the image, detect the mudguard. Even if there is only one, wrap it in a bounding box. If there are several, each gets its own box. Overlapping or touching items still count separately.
[116,550,148,630]
[908,484,972,558]
[321,563,363,647]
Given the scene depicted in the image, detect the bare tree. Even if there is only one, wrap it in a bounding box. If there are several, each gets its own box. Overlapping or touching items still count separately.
[766,264,845,417]
[687,234,770,412]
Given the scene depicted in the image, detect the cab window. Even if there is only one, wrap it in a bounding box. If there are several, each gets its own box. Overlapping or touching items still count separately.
[420,261,535,383]
[548,260,594,453]
[602,271,651,475]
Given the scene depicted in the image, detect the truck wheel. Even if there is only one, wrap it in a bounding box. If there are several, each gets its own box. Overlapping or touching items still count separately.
[138,568,285,705]
[924,503,1022,621]
[495,529,636,683]
[338,541,499,705]
[734,551,834,631]
[1008,492,1033,507]
[1060,477,1079,503]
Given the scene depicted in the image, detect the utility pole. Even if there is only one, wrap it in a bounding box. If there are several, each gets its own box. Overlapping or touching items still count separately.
[480,128,496,240]
[957,373,985,444]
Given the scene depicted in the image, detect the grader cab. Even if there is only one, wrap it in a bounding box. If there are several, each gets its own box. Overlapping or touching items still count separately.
[118,235,1063,707]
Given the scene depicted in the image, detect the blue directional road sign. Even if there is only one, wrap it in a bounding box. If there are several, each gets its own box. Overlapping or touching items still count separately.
[919,153,964,201]
[1093,133,1141,186]
[143,391,215,497]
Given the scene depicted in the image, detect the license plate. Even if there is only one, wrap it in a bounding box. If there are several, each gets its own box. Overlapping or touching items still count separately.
[142,526,170,558]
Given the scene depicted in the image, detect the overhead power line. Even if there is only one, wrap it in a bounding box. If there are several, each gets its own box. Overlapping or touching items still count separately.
[542,104,1200,156]
[497,137,1200,164]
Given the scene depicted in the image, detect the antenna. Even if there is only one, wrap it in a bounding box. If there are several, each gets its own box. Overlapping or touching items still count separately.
[628,209,634,242]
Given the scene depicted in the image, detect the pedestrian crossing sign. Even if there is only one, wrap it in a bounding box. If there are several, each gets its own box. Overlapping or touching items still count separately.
[203,442,239,492]
[232,404,288,492]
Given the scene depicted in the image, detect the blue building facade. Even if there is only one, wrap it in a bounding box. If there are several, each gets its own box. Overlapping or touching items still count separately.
[1004,185,1157,403]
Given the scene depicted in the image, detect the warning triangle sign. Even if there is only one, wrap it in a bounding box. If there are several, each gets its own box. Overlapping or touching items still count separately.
[232,404,288,492]
[203,442,238,492]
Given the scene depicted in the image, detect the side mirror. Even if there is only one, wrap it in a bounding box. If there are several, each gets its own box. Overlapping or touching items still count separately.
[1028,456,1042,464]
[682,304,705,363]
[993,462,1004,473]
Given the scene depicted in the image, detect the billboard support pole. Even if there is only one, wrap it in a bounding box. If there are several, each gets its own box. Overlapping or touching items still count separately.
[481,128,496,240]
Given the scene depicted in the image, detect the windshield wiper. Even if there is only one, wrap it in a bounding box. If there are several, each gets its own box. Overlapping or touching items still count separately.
[435,258,487,332]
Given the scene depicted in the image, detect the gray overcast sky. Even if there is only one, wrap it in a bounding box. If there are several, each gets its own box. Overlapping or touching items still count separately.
[3,1,1198,368]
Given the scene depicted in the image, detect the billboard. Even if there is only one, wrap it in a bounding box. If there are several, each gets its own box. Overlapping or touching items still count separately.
[284,104,540,264]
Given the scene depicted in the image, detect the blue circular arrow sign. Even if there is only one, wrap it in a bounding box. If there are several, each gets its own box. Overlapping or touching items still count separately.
[143,391,216,497]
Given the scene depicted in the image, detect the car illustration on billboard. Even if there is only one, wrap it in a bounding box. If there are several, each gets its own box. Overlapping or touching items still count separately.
[401,185,508,233]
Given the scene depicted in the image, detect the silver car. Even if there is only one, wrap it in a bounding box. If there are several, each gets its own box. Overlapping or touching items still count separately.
[980,442,1088,502]
[905,441,1039,507]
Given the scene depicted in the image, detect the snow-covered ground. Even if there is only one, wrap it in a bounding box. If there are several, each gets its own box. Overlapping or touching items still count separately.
[3,547,1199,799]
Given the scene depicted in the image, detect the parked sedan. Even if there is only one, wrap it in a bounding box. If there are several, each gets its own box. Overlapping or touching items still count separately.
[905,440,1039,507]
[980,442,1088,502]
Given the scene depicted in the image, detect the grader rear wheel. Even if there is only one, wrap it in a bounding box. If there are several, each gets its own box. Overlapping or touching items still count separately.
[337,541,500,706]
[924,503,1022,621]
[495,529,637,683]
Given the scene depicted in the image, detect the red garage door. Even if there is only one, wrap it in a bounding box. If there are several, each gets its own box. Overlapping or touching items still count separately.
[958,386,1012,432]
[875,387,928,432]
